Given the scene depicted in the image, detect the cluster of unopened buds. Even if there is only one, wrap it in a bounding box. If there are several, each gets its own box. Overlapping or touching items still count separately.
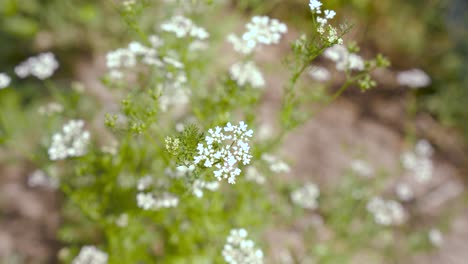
[194,121,253,184]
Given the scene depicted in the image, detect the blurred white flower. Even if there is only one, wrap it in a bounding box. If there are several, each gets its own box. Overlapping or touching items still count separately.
[161,15,209,40]
[0,73,11,89]
[72,246,108,264]
[136,192,178,210]
[137,175,154,191]
[243,16,287,46]
[222,228,264,264]
[116,213,129,227]
[367,197,406,226]
[27,170,59,189]
[428,228,443,247]
[261,153,290,173]
[38,102,64,116]
[308,66,331,82]
[229,61,265,89]
[324,44,364,71]
[227,34,256,55]
[245,167,266,185]
[350,159,374,178]
[291,183,320,209]
[15,52,59,80]
[48,120,90,160]
[397,69,431,88]
[192,179,219,198]
[401,139,434,183]
[395,182,414,201]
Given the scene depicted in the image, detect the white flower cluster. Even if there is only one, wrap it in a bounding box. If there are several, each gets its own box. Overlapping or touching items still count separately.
[28,170,59,189]
[245,167,266,185]
[395,182,414,202]
[0,73,11,89]
[324,44,365,71]
[222,228,264,264]
[401,139,434,182]
[194,121,253,184]
[106,39,163,79]
[290,183,320,210]
[192,179,220,198]
[366,197,406,226]
[308,66,331,82]
[229,61,265,88]
[350,159,374,178]
[38,102,64,116]
[428,228,443,247]
[161,15,209,40]
[72,246,108,264]
[106,40,190,111]
[136,192,179,210]
[397,68,431,88]
[243,16,287,46]
[165,164,195,179]
[226,16,287,89]
[48,120,90,160]
[227,16,287,55]
[261,154,290,173]
[15,52,59,80]
[137,175,154,191]
[309,0,342,44]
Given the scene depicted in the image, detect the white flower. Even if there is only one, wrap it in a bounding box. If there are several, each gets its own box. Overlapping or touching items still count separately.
[242,16,287,46]
[48,120,90,160]
[309,0,322,12]
[194,121,254,184]
[161,15,209,40]
[350,159,374,178]
[367,197,406,226]
[291,183,320,209]
[137,192,178,210]
[72,246,108,264]
[397,69,431,88]
[395,182,414,201]
[428,228,443,247]
[415,139,434,157]
[27,170,59,189]
[116,213,129,227]
[324,10,336,19]
[15,52,59,80]
[229,61,265,88]
[192,179,220,198]
[245,167,266,185]
[261,154,290,173]
[400,139,434,182]
[38,102,64,116]
[324,44,364,71]
[227,34,256,55]
[308,66,331,82]
[0,73,11,89]
[222,228,264,264]
[137,175,154,191]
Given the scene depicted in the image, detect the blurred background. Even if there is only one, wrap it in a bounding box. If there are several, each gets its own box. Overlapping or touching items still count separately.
[0,0,467,263]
